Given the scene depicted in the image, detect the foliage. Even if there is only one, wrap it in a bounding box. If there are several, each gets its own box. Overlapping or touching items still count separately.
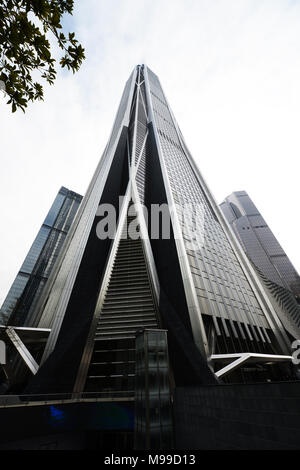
[0,0,85,112]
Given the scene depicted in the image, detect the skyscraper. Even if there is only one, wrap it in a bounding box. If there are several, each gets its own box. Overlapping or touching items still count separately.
[1,187,82,327]
[24,64,294,398]
[221,191,300,338]
[220,191,300,297]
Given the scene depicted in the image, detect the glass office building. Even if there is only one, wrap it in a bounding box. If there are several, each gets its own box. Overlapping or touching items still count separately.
[25,65,294,399]
[221,191,300,338]
[220,191,300,297]
[1,187,82,327]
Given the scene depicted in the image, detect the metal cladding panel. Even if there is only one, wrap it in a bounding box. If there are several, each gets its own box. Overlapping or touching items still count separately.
[36,70,136,342]
[144,66,290,356]
[25,126,131,394]
[82,209,160,395]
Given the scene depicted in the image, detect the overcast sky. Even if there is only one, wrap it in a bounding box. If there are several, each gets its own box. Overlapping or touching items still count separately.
[0,0,300,305]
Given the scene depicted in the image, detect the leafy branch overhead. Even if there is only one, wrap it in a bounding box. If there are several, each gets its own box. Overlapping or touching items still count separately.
[0,0,85,112]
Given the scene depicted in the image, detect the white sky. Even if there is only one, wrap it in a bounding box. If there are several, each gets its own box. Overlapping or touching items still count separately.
[0,0,300,305]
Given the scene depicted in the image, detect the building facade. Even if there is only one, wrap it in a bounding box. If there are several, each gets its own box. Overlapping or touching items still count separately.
[220,191,300,297]
[1,187,82,327]
[220,191,300,338]
[22,65,294,400]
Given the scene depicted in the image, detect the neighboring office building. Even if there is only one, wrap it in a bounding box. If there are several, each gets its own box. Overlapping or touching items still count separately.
[0,187,82,327]
[0,311,5,324]
[220,191,300,338]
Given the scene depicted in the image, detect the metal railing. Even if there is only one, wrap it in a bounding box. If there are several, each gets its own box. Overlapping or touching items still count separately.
[0,390,135,408]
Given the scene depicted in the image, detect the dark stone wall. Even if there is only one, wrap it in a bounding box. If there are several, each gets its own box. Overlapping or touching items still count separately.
[0,400,134,448]
[173,381,300,449]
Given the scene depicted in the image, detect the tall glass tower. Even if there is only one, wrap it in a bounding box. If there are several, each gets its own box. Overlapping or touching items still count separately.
[26,65,293,396]
[1,187,82,327]
[221,191,300,339]
[220,191,300,298]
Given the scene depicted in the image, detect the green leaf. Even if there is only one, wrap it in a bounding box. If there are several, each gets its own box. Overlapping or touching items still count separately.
[0,0,85,113]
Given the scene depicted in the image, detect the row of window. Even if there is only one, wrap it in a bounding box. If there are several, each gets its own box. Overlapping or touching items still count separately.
[149,77,268,338]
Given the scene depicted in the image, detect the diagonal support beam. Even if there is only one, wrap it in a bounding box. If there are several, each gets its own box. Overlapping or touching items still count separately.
[214,353,251,378]
[211,352,293,378]
[5,327,39,375]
